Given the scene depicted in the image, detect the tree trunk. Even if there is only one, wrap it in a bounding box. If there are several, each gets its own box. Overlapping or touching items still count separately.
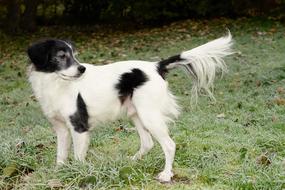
[6,0,21,33]
[22,0,39,32]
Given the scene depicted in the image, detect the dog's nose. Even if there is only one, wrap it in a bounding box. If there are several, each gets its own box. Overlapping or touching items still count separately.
[78,65,86,74]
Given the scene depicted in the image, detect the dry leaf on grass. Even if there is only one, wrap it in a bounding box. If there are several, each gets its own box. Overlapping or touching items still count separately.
[3,163,18,177]
[216,113,225,119]
[48,179,63,188]
[277,87,284,94]
[274,97,285,105]
[256,154,271,166]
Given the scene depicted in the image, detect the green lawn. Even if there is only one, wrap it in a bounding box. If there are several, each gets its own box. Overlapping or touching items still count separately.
[0,18,285,189]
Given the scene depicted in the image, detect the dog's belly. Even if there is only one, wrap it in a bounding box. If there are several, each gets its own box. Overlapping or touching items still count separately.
[86,97,135,128]
[88,103,126,127]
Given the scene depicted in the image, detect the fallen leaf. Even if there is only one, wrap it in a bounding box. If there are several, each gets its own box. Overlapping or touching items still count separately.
[15,140,25,149]
[30,95,37,102]
[277,87,284,94]
[3,163,18,177]
[216,113,225,119]
[272,115,278,122]
[22,127,31,133]
[35,143,45,149]
[172,175,191,184]
[115,126,124,132]
[48,179,63,188]
[269,28,277,33]
[256,154,271,166]
[111,137,120,144]
[274,97,285,105]
[20,172,33,183]
[172,168,192,185]
[256,80,261,87]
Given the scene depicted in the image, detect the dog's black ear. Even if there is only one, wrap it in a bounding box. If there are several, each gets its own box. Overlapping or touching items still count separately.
[27,40,55,71]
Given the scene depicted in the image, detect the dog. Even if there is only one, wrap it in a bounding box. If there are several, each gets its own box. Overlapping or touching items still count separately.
[27,33,233,182]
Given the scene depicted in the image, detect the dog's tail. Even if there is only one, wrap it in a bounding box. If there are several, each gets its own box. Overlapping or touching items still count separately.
[157,32,234,102]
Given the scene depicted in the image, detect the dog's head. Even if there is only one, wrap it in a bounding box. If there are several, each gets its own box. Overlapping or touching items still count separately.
[27,39,86,80]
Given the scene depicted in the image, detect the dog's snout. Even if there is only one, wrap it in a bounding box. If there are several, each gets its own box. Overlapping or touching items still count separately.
[78,65,86,74]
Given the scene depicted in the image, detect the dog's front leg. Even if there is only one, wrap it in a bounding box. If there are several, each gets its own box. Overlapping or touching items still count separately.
[70,128,90,162]
[50,119,71,165]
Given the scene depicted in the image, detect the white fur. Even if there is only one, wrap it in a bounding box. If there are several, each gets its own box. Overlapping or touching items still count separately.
[28,34,233,182]
[167,32,233,102]
[58,65,80,79]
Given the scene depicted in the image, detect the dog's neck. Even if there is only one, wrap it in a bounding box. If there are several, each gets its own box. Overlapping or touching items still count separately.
[28,65,72,92]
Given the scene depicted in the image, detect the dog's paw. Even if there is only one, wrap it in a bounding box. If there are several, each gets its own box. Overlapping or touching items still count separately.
[56,160,66,168]
[57,160,65,165]
[156,170,174,183]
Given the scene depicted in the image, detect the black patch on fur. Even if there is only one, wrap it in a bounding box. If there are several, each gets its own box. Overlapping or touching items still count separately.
[70,93,89,133]
[157,54,184,79]
[115,68,148,103]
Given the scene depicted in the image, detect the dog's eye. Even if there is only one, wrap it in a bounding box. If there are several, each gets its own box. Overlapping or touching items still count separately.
[59,54,66,59]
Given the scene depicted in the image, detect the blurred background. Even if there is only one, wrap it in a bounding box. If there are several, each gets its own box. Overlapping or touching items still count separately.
[0,0,285,33]
[0,1,285,189]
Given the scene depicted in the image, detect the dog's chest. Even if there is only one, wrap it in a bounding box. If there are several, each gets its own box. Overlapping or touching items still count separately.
[29,73,76,119]
[39,90,70,118]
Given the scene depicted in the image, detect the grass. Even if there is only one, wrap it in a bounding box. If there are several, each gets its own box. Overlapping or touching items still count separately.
[0,18,285,189]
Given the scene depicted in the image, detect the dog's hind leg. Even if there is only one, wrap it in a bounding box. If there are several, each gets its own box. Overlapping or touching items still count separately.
[131,114,154,160]
[135,109,176,183]
[50,119,71,165]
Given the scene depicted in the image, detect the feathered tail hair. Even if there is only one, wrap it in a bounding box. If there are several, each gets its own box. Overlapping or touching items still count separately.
[157,32,234,103]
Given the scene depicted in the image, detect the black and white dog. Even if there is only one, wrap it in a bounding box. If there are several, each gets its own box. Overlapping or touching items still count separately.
[27,33,233,182]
